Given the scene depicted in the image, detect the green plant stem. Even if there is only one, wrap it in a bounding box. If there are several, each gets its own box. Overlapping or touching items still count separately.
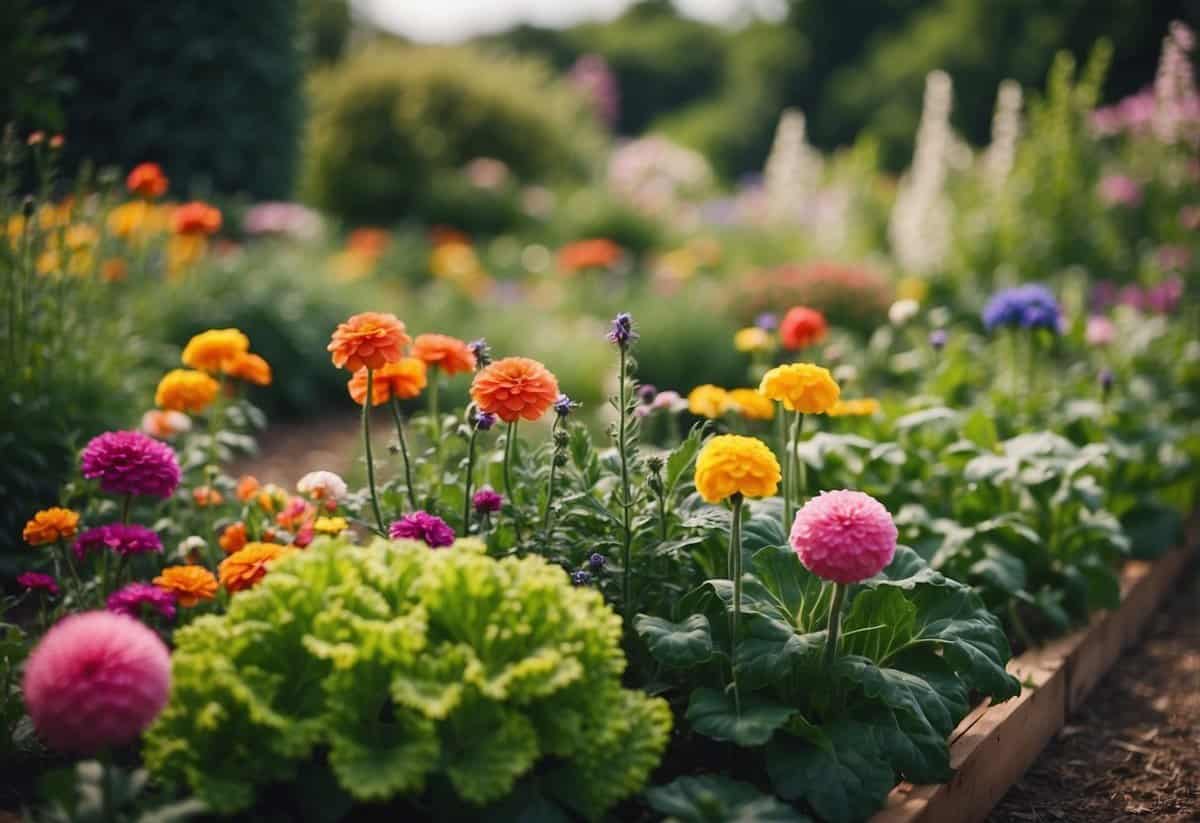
[389,398,418,511]
[618,346,634,626]
[778,408,791,530]
[823,582,848,668]
[792,412,806,510]
[362,369,385,534]
[428,366,441,443]
[728,493,744,714]
[543,422,560,531]
[504,421,524,543]
[656,478,668,541]
[462,426,479,535]
[120,493,132,524]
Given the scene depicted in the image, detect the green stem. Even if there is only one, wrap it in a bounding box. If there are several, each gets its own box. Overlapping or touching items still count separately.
[362,369,385,534]
[729,494,744,714]
[792,412,806,510]
[823,582,847,668]
[543,421,560,531]
[462,425,479,535]
[618,347,634,625]
[503,421,524,543]
[389,398,418,511]
[120,493,132,525]
[778,408,791,529]
[656,479,668,541]
[428,366,441,442]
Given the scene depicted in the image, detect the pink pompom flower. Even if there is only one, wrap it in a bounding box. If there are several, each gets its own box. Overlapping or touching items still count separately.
[80,430,181,499]
[22,611,171,754]
[389,510,455,548]
[107,582,177,621]
[73,523,163,561]
[790,490,897,584]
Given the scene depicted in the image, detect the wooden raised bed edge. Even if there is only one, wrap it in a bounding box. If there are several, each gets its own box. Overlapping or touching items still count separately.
[872,523,1199,823]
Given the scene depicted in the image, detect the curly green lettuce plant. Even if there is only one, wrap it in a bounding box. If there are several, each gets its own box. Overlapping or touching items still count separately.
[143,538,671,818]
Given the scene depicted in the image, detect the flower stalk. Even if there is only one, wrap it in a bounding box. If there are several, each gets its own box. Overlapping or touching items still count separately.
[389,397,418,511]
[362,368,385,533]
[503,421,524,543]
[617,345,634,624]
[823,582,847,667]
[462,421,480,535]
[728,493,745,713]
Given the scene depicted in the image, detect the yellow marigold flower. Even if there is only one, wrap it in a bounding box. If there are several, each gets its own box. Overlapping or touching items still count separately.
[224,351,272,386]
[155,369,220,413]
[107,201,149,239]
[694,434,781,503]
[688,384,731,419]
[759,363,840,414]
[219,542,292,592]
[182,328,250,373]
[734,327,771,353]
[65,224,98,250]
[36,249,61,276]
[23,507,80,546]
[154,565,218,607]
[166,233,207,277]
[728,388,776,421]
[896,275,928,303]
[828,398,881,417]
[313,516,349,535]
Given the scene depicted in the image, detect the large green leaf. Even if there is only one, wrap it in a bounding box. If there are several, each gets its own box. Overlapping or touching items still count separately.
[735,617,825,690]
[751,544,831,629]
[686,687,795,747]
[646,775,812,823]
[635,614,714,668]
[766,722,896,823]
[1120,500,1183,559]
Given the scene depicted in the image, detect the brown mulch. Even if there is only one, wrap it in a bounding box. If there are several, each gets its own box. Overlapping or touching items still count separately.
[989,563,1200,822]
[228,416,360,488]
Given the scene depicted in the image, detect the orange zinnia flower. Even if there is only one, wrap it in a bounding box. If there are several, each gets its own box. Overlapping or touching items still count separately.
[327,312,410,373]
[100,258,128,282]
[411,333,476,375]
[154,565,218,607]
[348,357,427,406]
[780,306,828,350]
[23,507,80,546]
[193,486,224,507]
[126,163,169,199]
[219,521,247,554]
[346,227,391,258]
[155,369,219,413]
[172,202,222,236]
[557,238,623,273]
[219,542,291,592]
[235,475,260,502]
[224,352,272,386]
[182,328,250,373]
[470,357,559,423]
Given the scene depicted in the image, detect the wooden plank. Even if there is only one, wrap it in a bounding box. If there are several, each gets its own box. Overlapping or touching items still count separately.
[870,535,1197,823]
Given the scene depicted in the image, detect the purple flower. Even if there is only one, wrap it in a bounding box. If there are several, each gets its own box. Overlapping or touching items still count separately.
[107,583,176,621]
[389,511,455,548]
[606,312,637,347]
[1099,368,1115,394]
[636,384,657,404]
[929,329,948,350]
[982,285,1062,334]
[554,393,578,417]
[80,431,181,499]
[567,53,619,129]
[17,572,59,596]
[472,487,503,514]
[475,411,497,431]
[755,312,778,331]
[587,553,606,571]
[468,338,492,369]
[571,570,592,586]
[73,524,163,561]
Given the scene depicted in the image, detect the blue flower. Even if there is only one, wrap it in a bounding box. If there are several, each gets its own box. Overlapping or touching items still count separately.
[982,284,1062,333]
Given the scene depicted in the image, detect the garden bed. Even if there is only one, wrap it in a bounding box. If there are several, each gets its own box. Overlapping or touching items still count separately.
[873,518,1199,823]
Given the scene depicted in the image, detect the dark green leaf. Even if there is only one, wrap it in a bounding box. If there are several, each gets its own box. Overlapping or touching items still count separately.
[1120,501,1183,560]
[646,775,811,823]
[635,614,714,668]
[686,687,794,747]
[766,722,895,823]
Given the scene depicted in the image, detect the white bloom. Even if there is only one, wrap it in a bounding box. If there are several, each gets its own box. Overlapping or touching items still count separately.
[833,364,859,384]
[888,299,921,327]
[140,409,192,438]
[177,536,207,560]
[297,470,348,502]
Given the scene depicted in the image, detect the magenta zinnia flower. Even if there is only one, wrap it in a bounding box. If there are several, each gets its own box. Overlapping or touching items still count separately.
[107,582,177,621]
[80,430,181,499]
[472,487,503,514]
[22,611,170,754]
[389,510,455,548]
[73,524,163,561]
[790,490,897,584]
[17,572,59,596]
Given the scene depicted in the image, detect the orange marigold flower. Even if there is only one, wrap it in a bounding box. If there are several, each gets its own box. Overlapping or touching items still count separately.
[327,312,410,373]
[347,227,391,258]
[182,328,249,373]
[153,565,217,607]
[219,542,291,592]
[558,238,623,273]
[411,333,476,375]
[728,388,776,421]
[126,162,168,199]
[172,202,222,236]
[100,257,128,282]
[155,369,219,413]
[23,508,80,546]
[687,385,730,419]
[470,357,560,423]
[347,357,427,406]
[224,351,272,386]
[780,306,828,350]
[218,522,248,554]
[192,486,224,507]
[236,475,260,502]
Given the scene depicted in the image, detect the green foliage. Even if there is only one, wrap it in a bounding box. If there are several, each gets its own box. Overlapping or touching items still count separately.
[647,775,812,822]
[303,46,603,224]
[144,538,671,818]
[299,0,352,67]
[45,0,303,199]
[0,1,77,132]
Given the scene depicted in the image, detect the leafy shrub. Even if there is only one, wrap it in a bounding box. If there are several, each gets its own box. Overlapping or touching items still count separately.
[144,538,672,818]
[303,46,603,224]
[44,1,303,200]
